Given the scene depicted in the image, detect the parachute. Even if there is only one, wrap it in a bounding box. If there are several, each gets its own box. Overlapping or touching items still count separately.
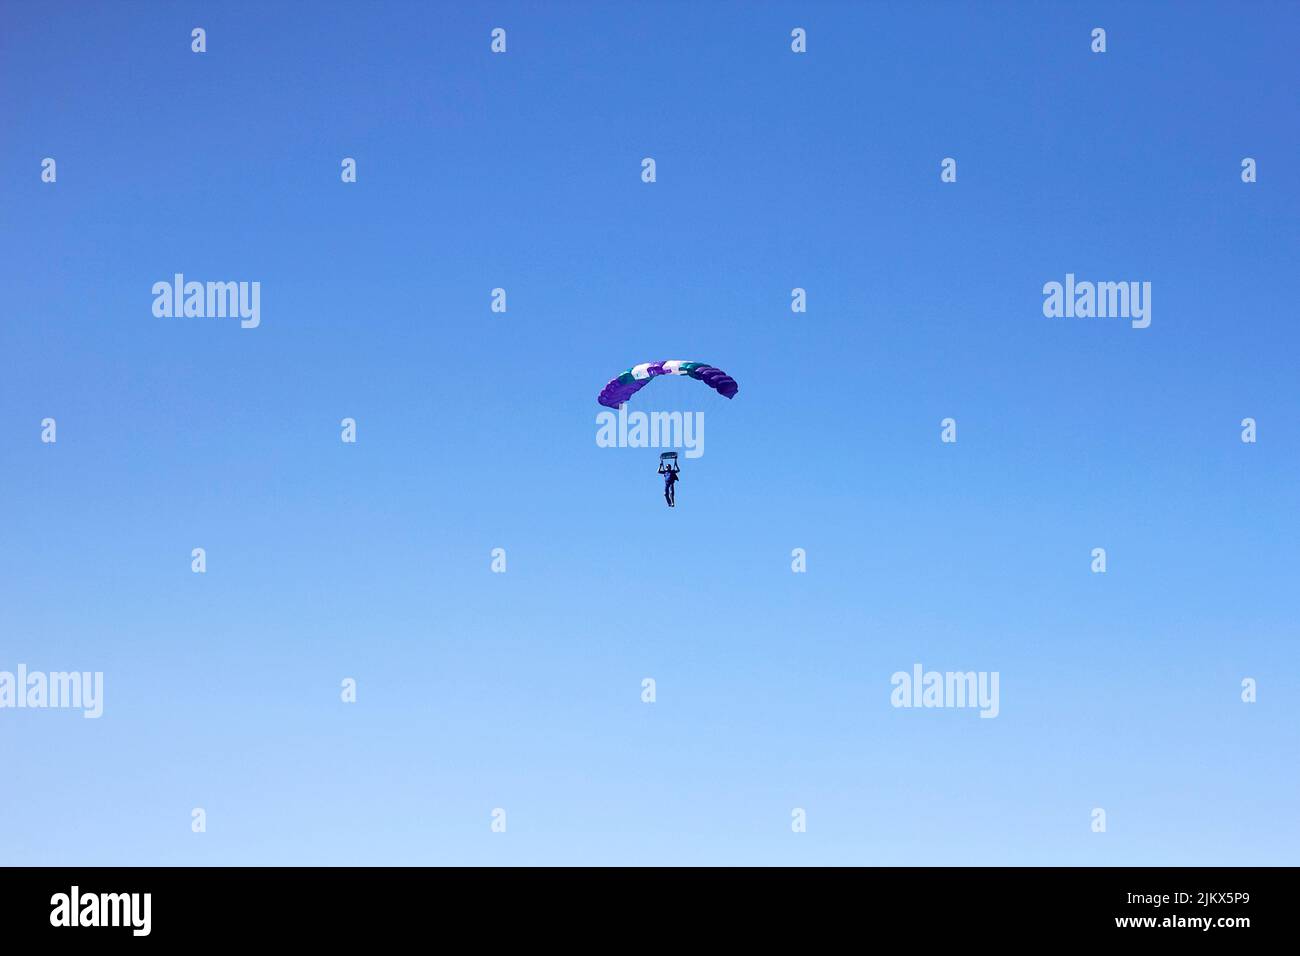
[597,360,739,409]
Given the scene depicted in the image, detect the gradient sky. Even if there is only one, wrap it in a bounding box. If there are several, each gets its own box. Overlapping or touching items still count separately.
[1,1,1297,865]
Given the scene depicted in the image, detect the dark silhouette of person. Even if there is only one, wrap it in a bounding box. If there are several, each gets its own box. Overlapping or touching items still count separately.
[658,462,680,507]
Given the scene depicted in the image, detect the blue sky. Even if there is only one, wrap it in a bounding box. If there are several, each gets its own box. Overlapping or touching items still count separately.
[1,1,1297,865]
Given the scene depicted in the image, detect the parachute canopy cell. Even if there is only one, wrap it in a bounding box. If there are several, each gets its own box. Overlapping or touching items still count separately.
[597,360,739,409]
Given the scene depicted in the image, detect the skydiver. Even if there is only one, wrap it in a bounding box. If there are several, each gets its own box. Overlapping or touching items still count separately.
[658,460,680,507]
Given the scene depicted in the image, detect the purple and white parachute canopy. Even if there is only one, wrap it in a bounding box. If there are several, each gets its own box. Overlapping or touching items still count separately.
[597,360,739,409]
